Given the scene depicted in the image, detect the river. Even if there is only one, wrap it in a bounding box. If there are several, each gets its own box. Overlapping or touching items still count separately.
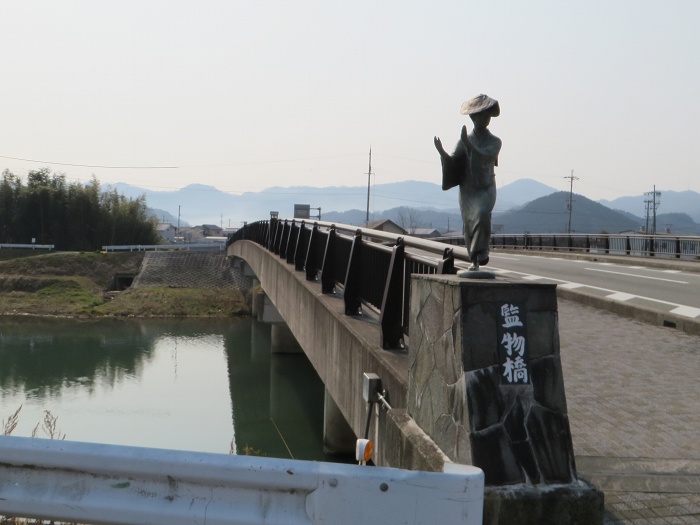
[0,316,329,461]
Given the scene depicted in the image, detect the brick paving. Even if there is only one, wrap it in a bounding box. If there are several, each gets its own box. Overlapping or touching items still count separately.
[558,298,700,524]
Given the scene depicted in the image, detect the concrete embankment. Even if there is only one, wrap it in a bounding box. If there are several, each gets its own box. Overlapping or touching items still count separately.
[132,251,253,291]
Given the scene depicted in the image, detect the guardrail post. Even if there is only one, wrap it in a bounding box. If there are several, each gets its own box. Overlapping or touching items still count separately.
[675,237,682,259]
[286,221,298,264]
[321,225,337,294]
[267,219,276,251]
[279,220,290,259]
[305,224,320,281]
[344,229,363,315]
[380,237,405,349]
[294,221,307,271]
[604,235,610,254]
[625,236,631,256]
[649,235,656,257]
[437,247,455,274]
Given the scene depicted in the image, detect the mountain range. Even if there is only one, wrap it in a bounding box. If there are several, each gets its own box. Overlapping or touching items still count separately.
[106,179,700,235]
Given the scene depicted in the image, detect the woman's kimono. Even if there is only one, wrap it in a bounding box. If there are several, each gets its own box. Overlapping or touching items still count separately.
[440,129,501,265]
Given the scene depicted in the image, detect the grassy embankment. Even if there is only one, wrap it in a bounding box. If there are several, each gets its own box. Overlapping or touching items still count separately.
[0,250,249,317]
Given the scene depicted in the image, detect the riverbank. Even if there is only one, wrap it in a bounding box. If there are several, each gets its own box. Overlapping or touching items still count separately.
[0,250,249,318]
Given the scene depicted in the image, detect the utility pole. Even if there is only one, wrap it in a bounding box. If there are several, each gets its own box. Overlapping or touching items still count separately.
[564,170,578,234]
[177,205,181,243]
[365,147,372,227]
[644,199,652,233]
[644,186,661,234]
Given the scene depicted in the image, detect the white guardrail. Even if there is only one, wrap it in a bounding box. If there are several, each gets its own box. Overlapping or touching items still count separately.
[102,243,225,252]
[0,436,484,525]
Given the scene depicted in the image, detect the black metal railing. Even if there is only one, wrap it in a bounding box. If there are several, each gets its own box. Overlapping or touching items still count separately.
[228,219,463,349]
[488,233,700,260]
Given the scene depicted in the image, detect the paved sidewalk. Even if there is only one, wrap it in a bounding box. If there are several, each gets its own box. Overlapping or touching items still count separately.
[558,298,700,524]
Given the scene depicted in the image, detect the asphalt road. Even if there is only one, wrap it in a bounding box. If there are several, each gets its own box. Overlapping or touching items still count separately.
[463,253,700,324]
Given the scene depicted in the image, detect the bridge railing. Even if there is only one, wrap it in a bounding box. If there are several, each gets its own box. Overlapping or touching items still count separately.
[229,219,468,349]
[488,233,700,260]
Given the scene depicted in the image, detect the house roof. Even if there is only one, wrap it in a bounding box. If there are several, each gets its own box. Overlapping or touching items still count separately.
[365,219,407,233]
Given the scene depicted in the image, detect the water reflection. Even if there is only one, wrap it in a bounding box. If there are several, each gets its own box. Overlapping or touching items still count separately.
[0,316,326,459]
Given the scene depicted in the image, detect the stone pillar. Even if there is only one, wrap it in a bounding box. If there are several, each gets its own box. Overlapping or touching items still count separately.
[270,324,303,354]
[409,275,603,524]
[322,388,356,456]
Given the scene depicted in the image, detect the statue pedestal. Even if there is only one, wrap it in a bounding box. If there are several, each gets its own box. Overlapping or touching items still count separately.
[409,275,603,524]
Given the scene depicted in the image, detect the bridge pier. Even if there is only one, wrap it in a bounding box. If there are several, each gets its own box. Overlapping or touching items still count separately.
[409,275,604,524]
[322,388,356,456]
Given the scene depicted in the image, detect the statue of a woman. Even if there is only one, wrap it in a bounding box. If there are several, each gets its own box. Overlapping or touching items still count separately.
[434,94,501,272]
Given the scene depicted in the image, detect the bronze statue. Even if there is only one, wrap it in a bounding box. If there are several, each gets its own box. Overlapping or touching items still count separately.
[434,94,501,273]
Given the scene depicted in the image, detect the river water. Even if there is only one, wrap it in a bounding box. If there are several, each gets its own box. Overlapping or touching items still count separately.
[0,316,328,460]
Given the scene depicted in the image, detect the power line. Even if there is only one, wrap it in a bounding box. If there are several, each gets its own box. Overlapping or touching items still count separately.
[0,155,178,169]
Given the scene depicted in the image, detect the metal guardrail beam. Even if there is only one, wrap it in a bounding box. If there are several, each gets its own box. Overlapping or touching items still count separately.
[0,243,54,250]
[0,435,484,525]
[102,243,225,252]
[490,233,700,260]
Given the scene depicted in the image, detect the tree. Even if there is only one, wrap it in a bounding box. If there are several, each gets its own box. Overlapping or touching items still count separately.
[0,168,159,250]
[396,207,423,234]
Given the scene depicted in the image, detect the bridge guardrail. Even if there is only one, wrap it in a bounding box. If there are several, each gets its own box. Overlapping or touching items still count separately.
[488,233,700,260]
[0,435,484,525]
[229,219,470,349]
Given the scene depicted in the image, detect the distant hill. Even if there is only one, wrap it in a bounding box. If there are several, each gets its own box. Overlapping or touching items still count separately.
[147,208,190,227]
[105,180,700,235]
[600,190,700,224]
[107,179,541,227]
[495,178,558,212]
[494,192,643,234]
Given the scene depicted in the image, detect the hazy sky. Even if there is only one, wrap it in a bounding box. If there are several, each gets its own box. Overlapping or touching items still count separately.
[2,0,699,206]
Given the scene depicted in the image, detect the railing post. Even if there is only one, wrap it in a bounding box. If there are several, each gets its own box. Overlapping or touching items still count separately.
[675,237,682,259]
[379,237,405,349]
[649,235,656,257]
[321,225,337,294]
[604,235,610,254]
[585,235,591,253]
[279,220,290,259]
[437,247,455,274]
[294,221,307,271]
[625,236,631,256]
[343,230,363,315]
[305,224,320,281]
[267,219,277,251]
[286,221,298,264]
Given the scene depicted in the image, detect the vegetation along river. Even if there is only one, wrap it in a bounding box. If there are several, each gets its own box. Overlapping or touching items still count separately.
[0,315,328,461]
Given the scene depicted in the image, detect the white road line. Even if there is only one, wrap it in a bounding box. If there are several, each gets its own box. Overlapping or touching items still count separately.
[490,255,521,261]
[670,306,700,318]
[522,275,544,281]
[662,270,681,274]
[606,292,636,302]
[488,266,698,314]
[585,268,688,284]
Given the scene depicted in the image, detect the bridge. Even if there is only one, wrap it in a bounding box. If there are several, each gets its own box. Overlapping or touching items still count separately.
[231,220,700,523]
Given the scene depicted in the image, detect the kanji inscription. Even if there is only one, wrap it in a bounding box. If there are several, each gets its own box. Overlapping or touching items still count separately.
[497,303,529,384]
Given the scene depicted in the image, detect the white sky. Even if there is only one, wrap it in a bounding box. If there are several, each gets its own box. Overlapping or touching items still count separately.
[1,0,698,202]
